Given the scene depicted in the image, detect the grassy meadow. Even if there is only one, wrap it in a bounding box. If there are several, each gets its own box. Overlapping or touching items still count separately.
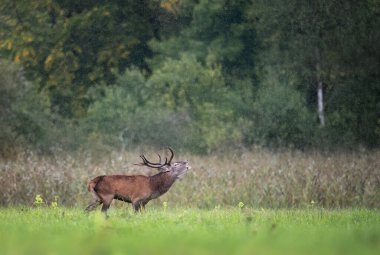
[0,207,379,255]
[1,150,379,208]
[0,150,379,254]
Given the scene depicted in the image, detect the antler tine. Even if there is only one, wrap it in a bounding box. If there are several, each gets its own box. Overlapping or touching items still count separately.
[133,155,148,166]
[140,155,149,164]
[136,153,168,169]
[141,154,163,166]
[135,148,175,168]
[167,147,174,165]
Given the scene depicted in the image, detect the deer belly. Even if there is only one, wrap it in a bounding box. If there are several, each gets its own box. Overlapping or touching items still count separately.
[114,194,132,203]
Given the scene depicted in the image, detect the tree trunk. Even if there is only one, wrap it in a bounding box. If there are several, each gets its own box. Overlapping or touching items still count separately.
[315,49,325,127]
[317,80,325,126]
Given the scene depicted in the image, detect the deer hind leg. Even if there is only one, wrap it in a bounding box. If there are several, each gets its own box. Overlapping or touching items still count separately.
[142,200,149,210]
[85,190,102,212]
[99,194,114,216]
[85,200,101,212]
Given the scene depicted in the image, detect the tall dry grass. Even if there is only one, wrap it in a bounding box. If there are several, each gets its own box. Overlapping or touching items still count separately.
[0,149,379,208]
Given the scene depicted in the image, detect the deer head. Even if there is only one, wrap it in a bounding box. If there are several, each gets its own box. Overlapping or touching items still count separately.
[138,147,190,179]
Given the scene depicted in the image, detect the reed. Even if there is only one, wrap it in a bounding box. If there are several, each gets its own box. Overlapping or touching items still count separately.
[0,149,379,208]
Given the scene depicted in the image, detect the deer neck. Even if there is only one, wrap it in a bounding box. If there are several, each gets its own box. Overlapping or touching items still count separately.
[149,172,176,198]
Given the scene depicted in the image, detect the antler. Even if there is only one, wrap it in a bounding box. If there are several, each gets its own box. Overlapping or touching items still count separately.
[136,147,174,169]
[167,147,174,165]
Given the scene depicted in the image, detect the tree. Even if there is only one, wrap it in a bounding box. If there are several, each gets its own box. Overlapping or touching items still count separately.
[251,69,313,148]
[0,60,24,156]
[149,0,256,78]
[251,0,380,147]
[0,0,159,117]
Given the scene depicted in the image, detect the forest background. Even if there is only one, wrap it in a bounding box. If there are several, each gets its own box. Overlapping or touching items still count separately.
[1,0,379,155]
[0,0,379,208]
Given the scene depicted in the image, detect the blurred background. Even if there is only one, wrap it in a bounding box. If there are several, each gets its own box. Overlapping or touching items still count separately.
[0,0,379,208]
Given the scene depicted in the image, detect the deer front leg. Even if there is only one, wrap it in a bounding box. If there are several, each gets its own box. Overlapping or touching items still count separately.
[132,202,141,212]
[132,199,148,212]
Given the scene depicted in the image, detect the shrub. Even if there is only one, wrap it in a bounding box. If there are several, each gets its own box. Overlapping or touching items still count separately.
[81,69,191,151]
[82,56,246,153]
[0,60,25,156]
[146,54,244,153]
[251,74,314,149]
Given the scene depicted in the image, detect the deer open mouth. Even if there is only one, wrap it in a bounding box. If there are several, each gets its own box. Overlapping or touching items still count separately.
[177,165,190,179]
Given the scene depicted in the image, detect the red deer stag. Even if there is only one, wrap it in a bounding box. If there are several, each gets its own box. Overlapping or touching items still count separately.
[85,148,190,214]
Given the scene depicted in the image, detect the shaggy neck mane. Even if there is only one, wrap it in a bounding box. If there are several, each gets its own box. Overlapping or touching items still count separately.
[149,172,176,195]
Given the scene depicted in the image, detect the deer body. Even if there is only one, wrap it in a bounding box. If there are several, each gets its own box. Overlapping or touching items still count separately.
[85,148,189,214]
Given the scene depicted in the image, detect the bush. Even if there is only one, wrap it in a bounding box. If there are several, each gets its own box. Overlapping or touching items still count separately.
[251,75,314,149]
[81,68,191,151]
[82,56,246,154]
[147,54,245,153]
[0,60,25,156]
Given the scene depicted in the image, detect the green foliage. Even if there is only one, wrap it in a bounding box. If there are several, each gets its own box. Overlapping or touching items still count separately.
[0,0,158,117]
[82,57,244,153]
[33,194,44,206]
[147,54,243,152]
[11,83,87,152]
[252,0,380,148]
[251,71,314,148]
[81,68,190,151]
[0,60,24,156]
[150,0,255,77]
[1,0,379,153]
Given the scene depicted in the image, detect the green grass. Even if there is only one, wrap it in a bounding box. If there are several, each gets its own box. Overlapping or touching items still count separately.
[0,207,379,255]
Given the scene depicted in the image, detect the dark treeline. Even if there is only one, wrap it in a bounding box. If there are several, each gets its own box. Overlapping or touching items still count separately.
[0,0,379,155]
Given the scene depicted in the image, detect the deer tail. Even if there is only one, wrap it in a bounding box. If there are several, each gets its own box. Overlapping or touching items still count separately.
[87,176,102,192]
